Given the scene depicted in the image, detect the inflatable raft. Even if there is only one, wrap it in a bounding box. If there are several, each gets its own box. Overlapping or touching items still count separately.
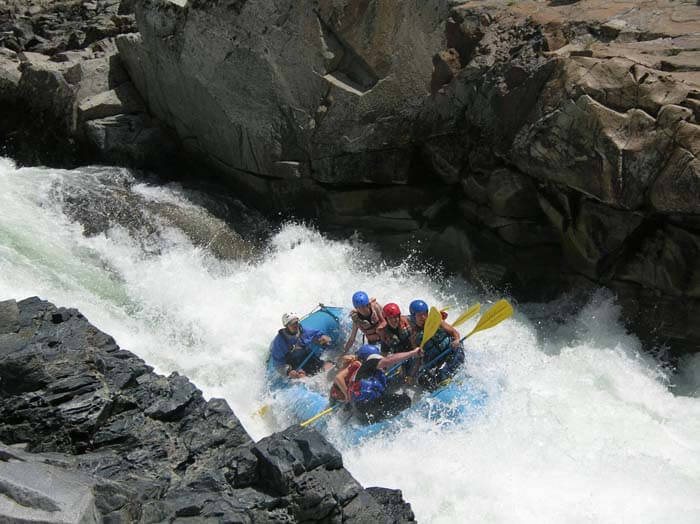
[265,305,488,444]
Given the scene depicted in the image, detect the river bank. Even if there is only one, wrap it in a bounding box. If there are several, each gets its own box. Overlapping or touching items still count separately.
[0,296,415,522]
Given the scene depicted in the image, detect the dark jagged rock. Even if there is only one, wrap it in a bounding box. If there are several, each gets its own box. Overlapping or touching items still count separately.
[0,297,416,523]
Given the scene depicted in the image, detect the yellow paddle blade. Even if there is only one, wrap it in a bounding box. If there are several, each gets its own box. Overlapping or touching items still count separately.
[420,306,443,349]
[465,299,513,339]
[440,305,452,312]
[254,404,270,417]
[300,406,336,427]
[451,303,481,327]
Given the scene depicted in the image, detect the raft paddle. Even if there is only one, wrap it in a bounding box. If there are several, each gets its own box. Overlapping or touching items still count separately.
[300,405,337,427]
[385,306,442,377]
[450,303,481,328]
[419,299,513,372]
[460,299,513,340]
[295,338,329,373]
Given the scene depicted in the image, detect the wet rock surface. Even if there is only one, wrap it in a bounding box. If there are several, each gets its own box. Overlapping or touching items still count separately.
[0,297,415,523]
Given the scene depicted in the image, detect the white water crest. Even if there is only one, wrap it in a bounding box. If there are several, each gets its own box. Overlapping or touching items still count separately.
[1,158,699,523]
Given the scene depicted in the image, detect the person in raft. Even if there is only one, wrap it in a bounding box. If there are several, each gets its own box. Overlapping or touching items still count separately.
[342,291,385,353]
[408,299,465,390]
[330,344,423,424]
[271,312,332,379]
[377,302,414,355]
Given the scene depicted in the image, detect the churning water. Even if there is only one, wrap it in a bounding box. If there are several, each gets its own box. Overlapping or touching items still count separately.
[1,157,699,523]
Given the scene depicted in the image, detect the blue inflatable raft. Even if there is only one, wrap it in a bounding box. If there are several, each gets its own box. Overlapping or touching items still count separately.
[265,305,488,444]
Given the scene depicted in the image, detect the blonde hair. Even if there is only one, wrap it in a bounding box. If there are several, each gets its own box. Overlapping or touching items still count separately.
[337,354,357,370]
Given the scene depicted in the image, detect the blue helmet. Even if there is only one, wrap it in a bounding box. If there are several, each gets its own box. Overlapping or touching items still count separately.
[409,300,429,316]
[356,344,380,361]
[352,291,369,308]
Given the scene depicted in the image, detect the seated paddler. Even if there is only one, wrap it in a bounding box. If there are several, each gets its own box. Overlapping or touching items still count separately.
[271,312,332,379]
[409,299,465,390]
[378,302,413,355]
[331,344,423,424]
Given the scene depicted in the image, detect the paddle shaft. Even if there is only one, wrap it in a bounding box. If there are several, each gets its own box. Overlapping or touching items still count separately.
[296,344,321,372]
[300,405,336,427]
[410,327,477,375]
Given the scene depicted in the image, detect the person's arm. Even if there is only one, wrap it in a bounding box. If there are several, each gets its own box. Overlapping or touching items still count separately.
[441,320,461,347]
[300,328,320,346]
[343,324,358,353]
[333,367,351,402]
[270,336,291,377]
[307,329,331,346]
[373,302,387,330]
[377,347,423,371]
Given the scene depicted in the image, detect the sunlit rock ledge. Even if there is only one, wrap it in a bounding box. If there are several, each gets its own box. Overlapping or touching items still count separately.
[0,296,415,523]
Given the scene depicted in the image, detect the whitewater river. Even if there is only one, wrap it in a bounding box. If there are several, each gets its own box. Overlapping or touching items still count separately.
[1,157,699,523]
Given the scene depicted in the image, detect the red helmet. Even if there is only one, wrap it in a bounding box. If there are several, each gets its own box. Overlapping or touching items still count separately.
[383,303,401,318]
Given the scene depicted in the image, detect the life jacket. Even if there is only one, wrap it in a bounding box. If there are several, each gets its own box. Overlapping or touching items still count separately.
[416,325,453,368]
[407,317,422,348]
[348,360,387,403]
[278,327,313,370]
[379,316,413,354]
[350,299,382,344]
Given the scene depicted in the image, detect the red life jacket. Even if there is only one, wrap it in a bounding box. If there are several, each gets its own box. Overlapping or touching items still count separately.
[378,316,413,353]
[330,360,361,401]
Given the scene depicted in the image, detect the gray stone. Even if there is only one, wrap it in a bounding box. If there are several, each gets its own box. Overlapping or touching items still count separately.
[487,168,541,218]
[650,122,700,214]
[16,54,75,126]
[513,94,672,210]
[495,220,560,247]
[616,224,700,298]
[0,460,101,523]
[78,81,145,122]
[84,113,176,167]
[0,54,21,101]
[64,54,129,103]
[253,425,343,496]
[116,0,450,185]
[0,299,19,335]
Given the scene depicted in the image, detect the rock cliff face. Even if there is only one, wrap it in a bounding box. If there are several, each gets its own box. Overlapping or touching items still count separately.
[0,297,415,523]
[115,0,700,357]
[0,0,175,166]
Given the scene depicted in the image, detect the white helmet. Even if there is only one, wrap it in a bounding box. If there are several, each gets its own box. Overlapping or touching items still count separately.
[282,312,300,327]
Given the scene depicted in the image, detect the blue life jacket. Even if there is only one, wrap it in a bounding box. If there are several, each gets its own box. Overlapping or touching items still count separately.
[349,365,387,403]
[270,326,322,372]
[417,326,452,365]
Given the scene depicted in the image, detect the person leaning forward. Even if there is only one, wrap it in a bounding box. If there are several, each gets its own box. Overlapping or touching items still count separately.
[271,312,332,379]
[332,344,423,424]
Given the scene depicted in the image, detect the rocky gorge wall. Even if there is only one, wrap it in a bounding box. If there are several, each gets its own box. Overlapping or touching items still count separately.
[114,0,700,358]
[0,297,415,523]
[1,0,699,357]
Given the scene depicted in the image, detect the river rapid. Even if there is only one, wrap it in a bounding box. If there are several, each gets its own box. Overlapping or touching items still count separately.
[1,157,699,523]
